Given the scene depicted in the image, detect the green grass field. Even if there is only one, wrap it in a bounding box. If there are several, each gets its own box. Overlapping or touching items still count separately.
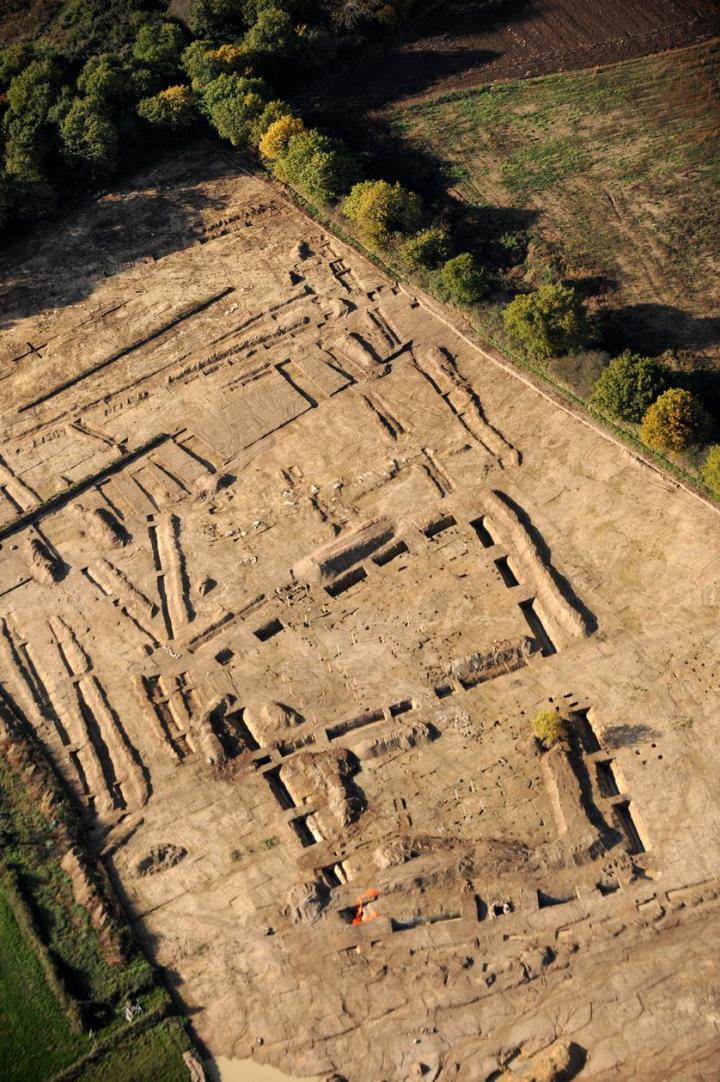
[0,887,88,1080]
[390,40,720,358]
[0,747,192,1082]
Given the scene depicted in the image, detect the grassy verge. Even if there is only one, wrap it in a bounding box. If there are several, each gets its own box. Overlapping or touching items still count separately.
[0,885,87,1080]
[0,735,192,1082]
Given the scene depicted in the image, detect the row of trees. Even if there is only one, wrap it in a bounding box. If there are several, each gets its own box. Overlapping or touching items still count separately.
[0,0,416,230]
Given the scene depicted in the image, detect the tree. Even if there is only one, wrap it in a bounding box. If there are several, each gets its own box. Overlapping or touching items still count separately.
[275,128,358,204]
[434,252,488,306]
[201,75,272,146]
[133,22,186,78]
[258,113,304,159]
[400,226,449,272]
[187,0,246,40]
[3,59,65,179]
[60,97,118,180]
[244,6,294,54]
[503,283,589,360]
[77,53,132,108]
[589,351,668,423]
[342,179,422,249]
[0,42,35,91]
[532,709,565,750]
[701,445,720,496]
[253,100,292,146]
[181,40,250,89]
[640,388,709,453]
[137,85,196,128]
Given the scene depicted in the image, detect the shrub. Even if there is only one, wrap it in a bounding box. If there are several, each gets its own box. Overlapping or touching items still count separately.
[342,179,422,249]
[400,226,449,272]
[137,85,196,128]
[589,351,668,423]
[0,42,35,90]
[640,388,709,452]
[503,283,589,360]
[275,128,358,204]
[701,445,720,496]
[258,113,304,159]
[434,252,488,306]
[532,709,565,750]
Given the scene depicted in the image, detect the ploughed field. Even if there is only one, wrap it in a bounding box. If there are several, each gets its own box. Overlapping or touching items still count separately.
[0,148,719,1080]
[311,0,720,113]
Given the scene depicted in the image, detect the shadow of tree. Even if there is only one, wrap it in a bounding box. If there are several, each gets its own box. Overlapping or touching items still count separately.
[305,0,532,116]
[0,141,234,333]
[603,722,661,749]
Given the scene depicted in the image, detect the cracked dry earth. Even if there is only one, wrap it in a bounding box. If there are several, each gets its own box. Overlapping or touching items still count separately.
[0,146,719,1082]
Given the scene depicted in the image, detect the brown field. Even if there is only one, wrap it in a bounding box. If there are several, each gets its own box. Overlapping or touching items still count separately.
[0,0,62,45]
[311,0,720,115]
[1,146,719,1080]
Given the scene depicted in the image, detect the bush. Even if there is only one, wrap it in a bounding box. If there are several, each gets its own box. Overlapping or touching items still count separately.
[275,128,358,204]
[258,113,304,159]
[532,709,565,750]
[640,388,709,453]
[400,226,449,272]
[503,283,589,360]
[434,252,488,306]
[589,351,668,423]
[701,445,720,496]
[137,85,196,128]
[342,179,422,249]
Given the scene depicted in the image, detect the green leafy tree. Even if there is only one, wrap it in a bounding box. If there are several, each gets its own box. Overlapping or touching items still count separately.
[275,128,358,204]
[244,6,294,53]
[60,97,118,180]
[56,0,165,57]
[181,40,251,90]
[589,351,668,423]
[137,85,196,128]
[434,252,488,305]
[503,283,589,360]
[133,22,186,78]
[342,179,422,249]
[201,74,271,146]
[532,709,565,750]
[0,42,35,91]
[188,0,246,40]
[77,53,131,107]
[259,113,304,159]
[640,388,709,453]
[701,445,720,496]
[400,226,450,272]
[3,59,65,179]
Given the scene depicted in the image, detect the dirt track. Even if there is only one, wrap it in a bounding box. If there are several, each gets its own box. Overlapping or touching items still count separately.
[311,0,720,115]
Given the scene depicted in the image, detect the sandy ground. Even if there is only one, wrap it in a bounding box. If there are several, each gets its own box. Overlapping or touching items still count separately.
[0,146,718,1080]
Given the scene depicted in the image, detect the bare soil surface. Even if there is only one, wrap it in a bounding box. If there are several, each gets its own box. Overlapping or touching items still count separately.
[0,146,719,1081]
[311,0,720,115]
[0,0,62,44]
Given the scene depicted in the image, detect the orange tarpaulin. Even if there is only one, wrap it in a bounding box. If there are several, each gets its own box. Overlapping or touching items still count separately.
[352,888,380,925]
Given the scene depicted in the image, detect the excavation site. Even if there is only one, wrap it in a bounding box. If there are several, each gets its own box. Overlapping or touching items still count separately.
[0,145,719,1082]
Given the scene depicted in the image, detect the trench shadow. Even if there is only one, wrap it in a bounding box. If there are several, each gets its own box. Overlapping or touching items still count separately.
[0,141,235,332]
[492,491,598,634]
